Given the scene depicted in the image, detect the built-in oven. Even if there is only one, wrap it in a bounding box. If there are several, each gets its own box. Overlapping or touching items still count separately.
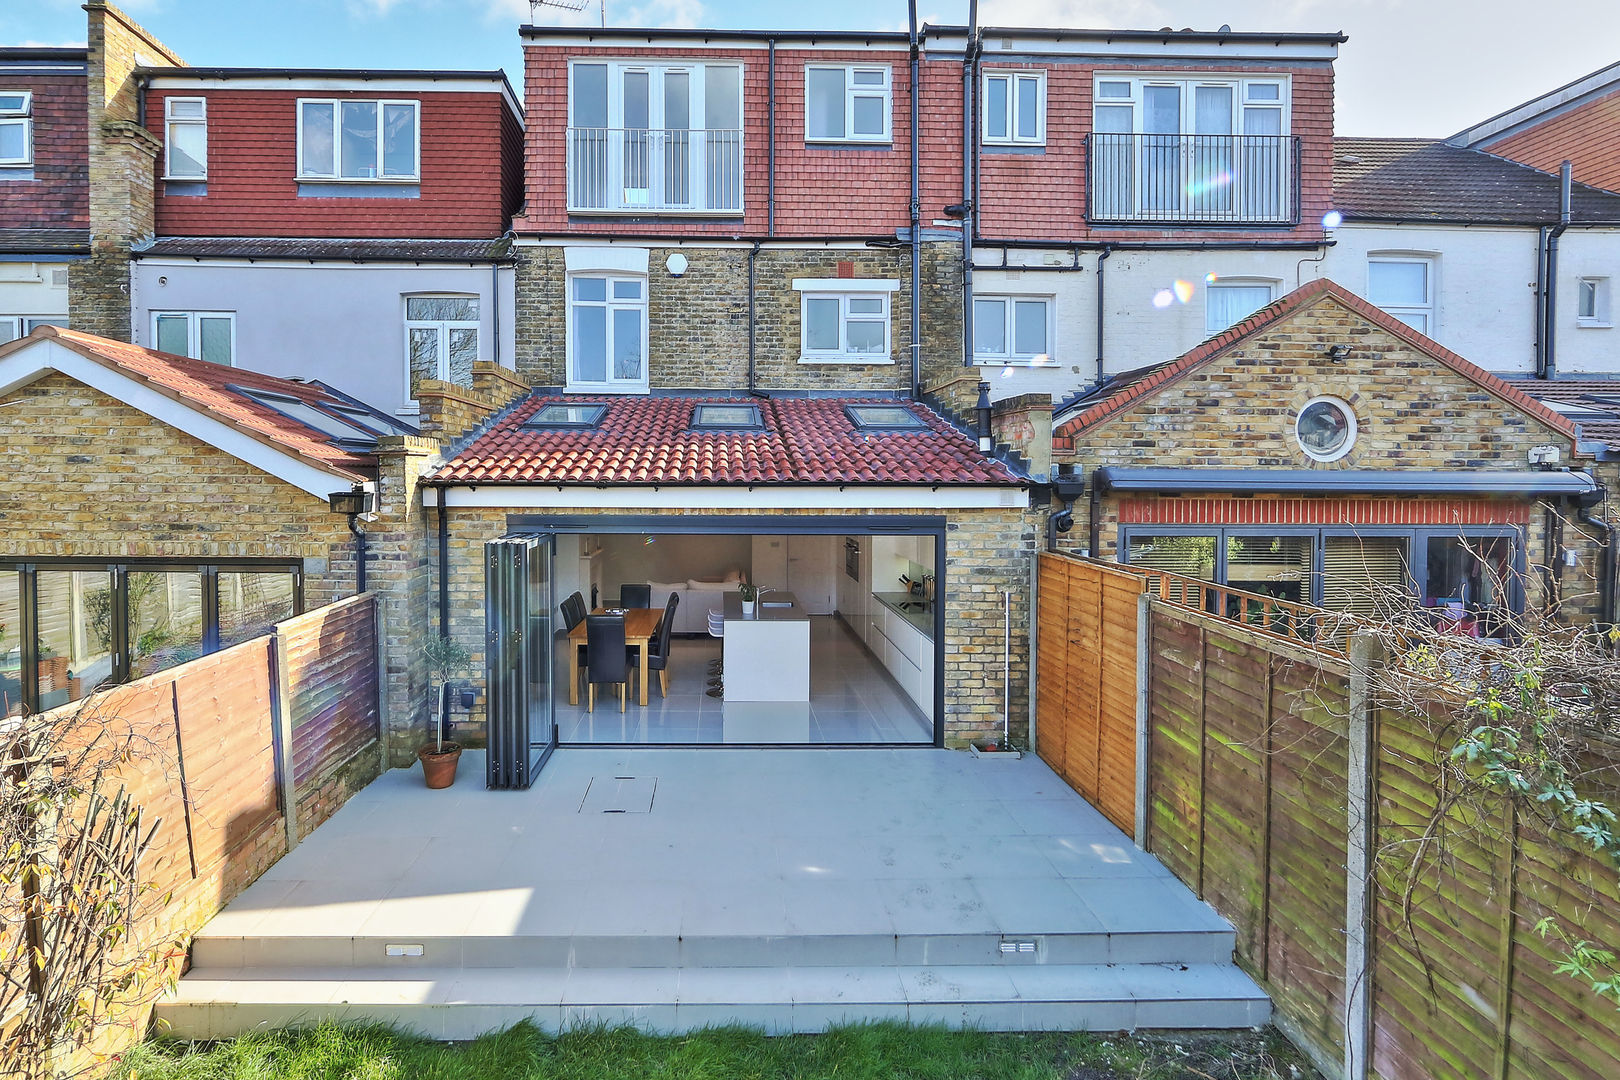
[844,538,860,580]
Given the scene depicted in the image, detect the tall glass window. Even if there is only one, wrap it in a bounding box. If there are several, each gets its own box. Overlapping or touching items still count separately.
[0,570,20,717]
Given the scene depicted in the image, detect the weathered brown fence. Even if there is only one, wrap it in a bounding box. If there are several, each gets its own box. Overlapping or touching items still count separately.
[1035,553,1143,834]
[2,593,383,1076]
[1036,552,1620,1080]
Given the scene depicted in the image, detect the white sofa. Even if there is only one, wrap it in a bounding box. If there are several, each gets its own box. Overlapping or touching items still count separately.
[649,577,742,634]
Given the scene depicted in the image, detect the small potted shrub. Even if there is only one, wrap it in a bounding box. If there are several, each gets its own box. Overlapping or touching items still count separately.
[738,581,759,617]
[420,634,471,788]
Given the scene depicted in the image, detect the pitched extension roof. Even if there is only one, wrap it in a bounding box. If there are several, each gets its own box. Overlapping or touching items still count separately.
[1332,137,1620,224]
[0,228,90,256]
[0,326,412,486]
[1512,379,1620,452]
[1054,277,1578,444]
[135,236,514,263]
[432,395,1022,486]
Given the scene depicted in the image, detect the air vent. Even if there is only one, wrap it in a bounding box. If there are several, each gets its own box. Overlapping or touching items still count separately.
[51,269,69,286]
[999,939,1038,955]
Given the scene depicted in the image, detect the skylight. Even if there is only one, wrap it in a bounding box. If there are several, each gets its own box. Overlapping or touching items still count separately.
[692,403,763,429]
[846,404,927,430]
[234,388,387,449]
[525,403,609,428]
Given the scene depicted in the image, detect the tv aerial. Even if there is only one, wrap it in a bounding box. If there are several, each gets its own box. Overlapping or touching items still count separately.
[530,0,605,27]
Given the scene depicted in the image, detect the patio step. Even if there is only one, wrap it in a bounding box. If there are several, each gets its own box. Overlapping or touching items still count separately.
[189,927,1237,971]
[156,961,1271,1040]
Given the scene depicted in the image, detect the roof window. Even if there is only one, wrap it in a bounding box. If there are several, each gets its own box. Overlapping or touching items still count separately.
[692,403,763,430]
[525,402,609,428]
[846,404,927,430]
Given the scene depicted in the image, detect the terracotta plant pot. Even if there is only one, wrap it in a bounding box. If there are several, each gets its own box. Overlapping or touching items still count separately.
[418,742,463,789]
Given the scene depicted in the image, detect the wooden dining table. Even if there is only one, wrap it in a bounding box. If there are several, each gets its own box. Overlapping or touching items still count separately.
[567,607,664,707]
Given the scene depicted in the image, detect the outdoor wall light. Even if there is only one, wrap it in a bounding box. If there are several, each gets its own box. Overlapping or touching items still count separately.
[665,252,688,276]
[1324,344,1352,362]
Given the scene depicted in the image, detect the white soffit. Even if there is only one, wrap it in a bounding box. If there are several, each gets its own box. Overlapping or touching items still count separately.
[792,278,901,292]
[424,485,1027,510]
[0,339,364,502]
[564,245,651,274]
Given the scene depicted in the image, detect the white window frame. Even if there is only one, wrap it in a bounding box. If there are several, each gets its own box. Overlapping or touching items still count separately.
[972,294,1054,363]
[163,96,207,180]
[295,98,420,183]
[1091,74,1290,137]
[804,65,892,144]
[1204,278,1279,334]
[404,295,481,395]
[0,90,32,167]
[792,279,898,364]
[982,71,1045,146]
[1367,254,1437,337]
[565,272,650,394]
[150,311,236,366]
[0,316,66,344]
[1576,276,1611,327]
[1296,396,1358,464]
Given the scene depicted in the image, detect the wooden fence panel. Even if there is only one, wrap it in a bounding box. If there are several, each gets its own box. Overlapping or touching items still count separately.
[281,594,381,795]
[1146,609,1204,890]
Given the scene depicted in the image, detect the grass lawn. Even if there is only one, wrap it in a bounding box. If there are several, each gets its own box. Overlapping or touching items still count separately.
[115,1021,1318,1080]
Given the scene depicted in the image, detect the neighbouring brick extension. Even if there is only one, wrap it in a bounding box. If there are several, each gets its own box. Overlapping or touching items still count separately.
[414,361,530,444]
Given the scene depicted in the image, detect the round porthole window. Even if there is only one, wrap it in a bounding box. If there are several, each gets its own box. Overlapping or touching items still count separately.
[1296,397,1356,462]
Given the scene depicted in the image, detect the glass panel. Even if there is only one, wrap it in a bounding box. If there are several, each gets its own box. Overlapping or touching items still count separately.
[852,69,885,86]
[0,318,15,345]
[663,71,690,130]
[0,570,19,717]
[612,279,642,300]
[167,121,206,177]
[985,77,1008,141]
[128,570,205,680]
[973,298,1006,355]
[199,317,232,366]
[572,64,609,127]
[705,65,740,129]
[339,101,379,179]
[1226,535,1311,602]
[300,102,334,175]
[219,571,297,649]
[1322,536,1409,619]
[622,71,650,130]
[36,570,117,711]
[1194,85,1233,135]
[155,314,190,356]
[531,404,606,426]
[806,68,845,139]
[0,93,28,112]
[846,319,885,354]
[1424,536,1517,638]
[852,95,885,137]
[0,121,23,157]
[848,296,884,314]
[1247,83,1282,101]
[573,276,606,302]
[573,305,607,382]
[850,405,924,428]
[248,395,377,442]
[382,103,416,177]
[1144,85,1181,133]
[1206,285,1273,332]
[407,296,478,321]
[409,327,440,391]
[1579,280,1598,318]
[1014,300,1047,355]
[1097,81,1132,98]
[448,327,478,386]
[805,297,840,351]
[1127,535,1217,581]
[1243,106,1282,136]
[1297,400,1352,457]
[694,404,759,427]
[611,307,642,380]
[167,98,205,119]
[1016,77,1040,140]
[1193,85,1233,213]
[1094,104,1132,133]
[1369,260,1428,305]
[1143,85,1182,213]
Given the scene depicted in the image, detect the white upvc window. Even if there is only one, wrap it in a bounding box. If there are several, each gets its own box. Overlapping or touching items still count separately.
[0,316,66,344]
[163,97,207,179]
[793,279,897,363]
[1205,279,1277,333]
[296,98,419,181]
[973,295,1052,362]
[405,296,480,396]
[1577,277,1611,327]
[983,71,1045,146]
[0,91,32,166]
[805,65,891,143]
[152,311,235,366]
[567,273,648,392]
[1367,255,1437,336]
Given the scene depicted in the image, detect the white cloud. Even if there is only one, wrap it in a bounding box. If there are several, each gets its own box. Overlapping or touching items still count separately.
[15,39,88,49]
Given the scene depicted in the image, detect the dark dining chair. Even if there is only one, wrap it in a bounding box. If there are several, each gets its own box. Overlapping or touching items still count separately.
[560,591,587,632]
[585,614,632,713]
[638,592,679,697]
[620,582,653,609]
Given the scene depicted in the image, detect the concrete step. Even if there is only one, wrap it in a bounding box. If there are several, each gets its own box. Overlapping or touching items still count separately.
[156,962,1271,1040]
[189,927,1238,971]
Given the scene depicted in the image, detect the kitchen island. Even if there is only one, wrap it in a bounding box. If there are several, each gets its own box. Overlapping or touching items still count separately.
[722,591,810,701]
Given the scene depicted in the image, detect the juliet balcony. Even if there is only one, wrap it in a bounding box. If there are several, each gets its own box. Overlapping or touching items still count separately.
[567,126,744,215]
[1085,133,1300,227]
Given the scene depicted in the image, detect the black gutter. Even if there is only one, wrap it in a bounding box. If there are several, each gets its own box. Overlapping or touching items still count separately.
[1094,245,1112,386]
[519,26,912,42]
[515,231,897,244]
[1095,467,1597,497]
[1340,215,1620,228]
[747,240,764,398]
[0,48,89,62]
[767,38,777,237]
[907,2,922,400]
[138,65,512,82]
[437,494,450,639]
[438,479,1028,491]
[978,237,1330,251]
[924,23,1348,45]
[960,1,979,367]
[1542,161,1574,379]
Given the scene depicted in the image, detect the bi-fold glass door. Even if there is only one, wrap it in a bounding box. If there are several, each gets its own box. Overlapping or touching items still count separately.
[485,534,556,789]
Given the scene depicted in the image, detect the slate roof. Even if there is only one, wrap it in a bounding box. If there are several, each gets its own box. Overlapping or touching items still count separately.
[432,395,1022,486]
[0,228,90,255]
[0,326,408,481]
[135,237,514,263]
[1332,137,1620,224]
[1514,379,1620,451]
[1054,278,1579,444]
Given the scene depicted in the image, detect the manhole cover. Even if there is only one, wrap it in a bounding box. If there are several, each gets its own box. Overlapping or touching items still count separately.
[580,775,657,813]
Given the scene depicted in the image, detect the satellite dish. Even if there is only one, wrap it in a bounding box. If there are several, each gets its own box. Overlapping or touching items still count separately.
[1219,23,1232,33]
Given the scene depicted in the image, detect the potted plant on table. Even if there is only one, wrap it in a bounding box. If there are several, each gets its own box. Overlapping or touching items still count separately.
[419,634,471,788]
[738,581,759,617]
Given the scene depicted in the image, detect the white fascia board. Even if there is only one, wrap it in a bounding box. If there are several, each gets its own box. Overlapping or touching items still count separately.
[134,256,505,270]
[0,340,366,502]
[424,484,1028,510]
[563,245,650,274]
[926,30,1337,62]
[146,75,525,125]
[792,278,901,292]
[523,35,906,52]
[521,237,884,251]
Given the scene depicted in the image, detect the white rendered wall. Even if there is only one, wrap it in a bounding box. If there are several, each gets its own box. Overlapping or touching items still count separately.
[129,260,518,416]
[0,261,70,328]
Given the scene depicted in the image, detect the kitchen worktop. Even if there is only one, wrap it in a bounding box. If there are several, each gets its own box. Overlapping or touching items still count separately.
[872,591,935,639]
[722,591,809,622]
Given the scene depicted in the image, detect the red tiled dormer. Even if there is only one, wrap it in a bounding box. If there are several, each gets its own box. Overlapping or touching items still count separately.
[0,49,89,235]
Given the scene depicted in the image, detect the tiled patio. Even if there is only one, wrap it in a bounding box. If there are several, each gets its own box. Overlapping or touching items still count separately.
[161,747,1267,1038]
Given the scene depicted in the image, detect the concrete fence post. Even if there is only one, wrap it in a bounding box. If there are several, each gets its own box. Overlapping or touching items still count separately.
[268,630,299,853]
[1135,591,1151,850]
[1344,631,1379,1080]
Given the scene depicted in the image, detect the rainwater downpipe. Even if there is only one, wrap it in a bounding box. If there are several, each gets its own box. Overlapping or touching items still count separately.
[1094,245,1113,386]
[437,493,450,640]
[907,0,922,399]
[1542,160,1574,379]
[767,38,777,237]
[960,1,979,367]
[1576,487,1615,630]
[747,240,764,398]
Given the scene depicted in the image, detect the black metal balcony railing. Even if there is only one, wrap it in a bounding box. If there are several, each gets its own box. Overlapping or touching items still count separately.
[567,127,744,215]
[1085,133,1300,226]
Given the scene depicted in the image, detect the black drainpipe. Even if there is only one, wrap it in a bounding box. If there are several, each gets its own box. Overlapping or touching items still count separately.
[1542,161,1574,379]
[959,2,979,367]
[1088,473,1103,560]
[747,240,765,398]
[767,38,777,237]
[437,492,450,638]
[349,515,368,595]
[1094,245,1113,386]
[907,1,922,399]
[1534,225,1550,378]
[1577,487,1616,630]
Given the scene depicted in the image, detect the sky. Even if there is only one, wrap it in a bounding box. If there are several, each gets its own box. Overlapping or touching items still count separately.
[10,0,1620,137]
